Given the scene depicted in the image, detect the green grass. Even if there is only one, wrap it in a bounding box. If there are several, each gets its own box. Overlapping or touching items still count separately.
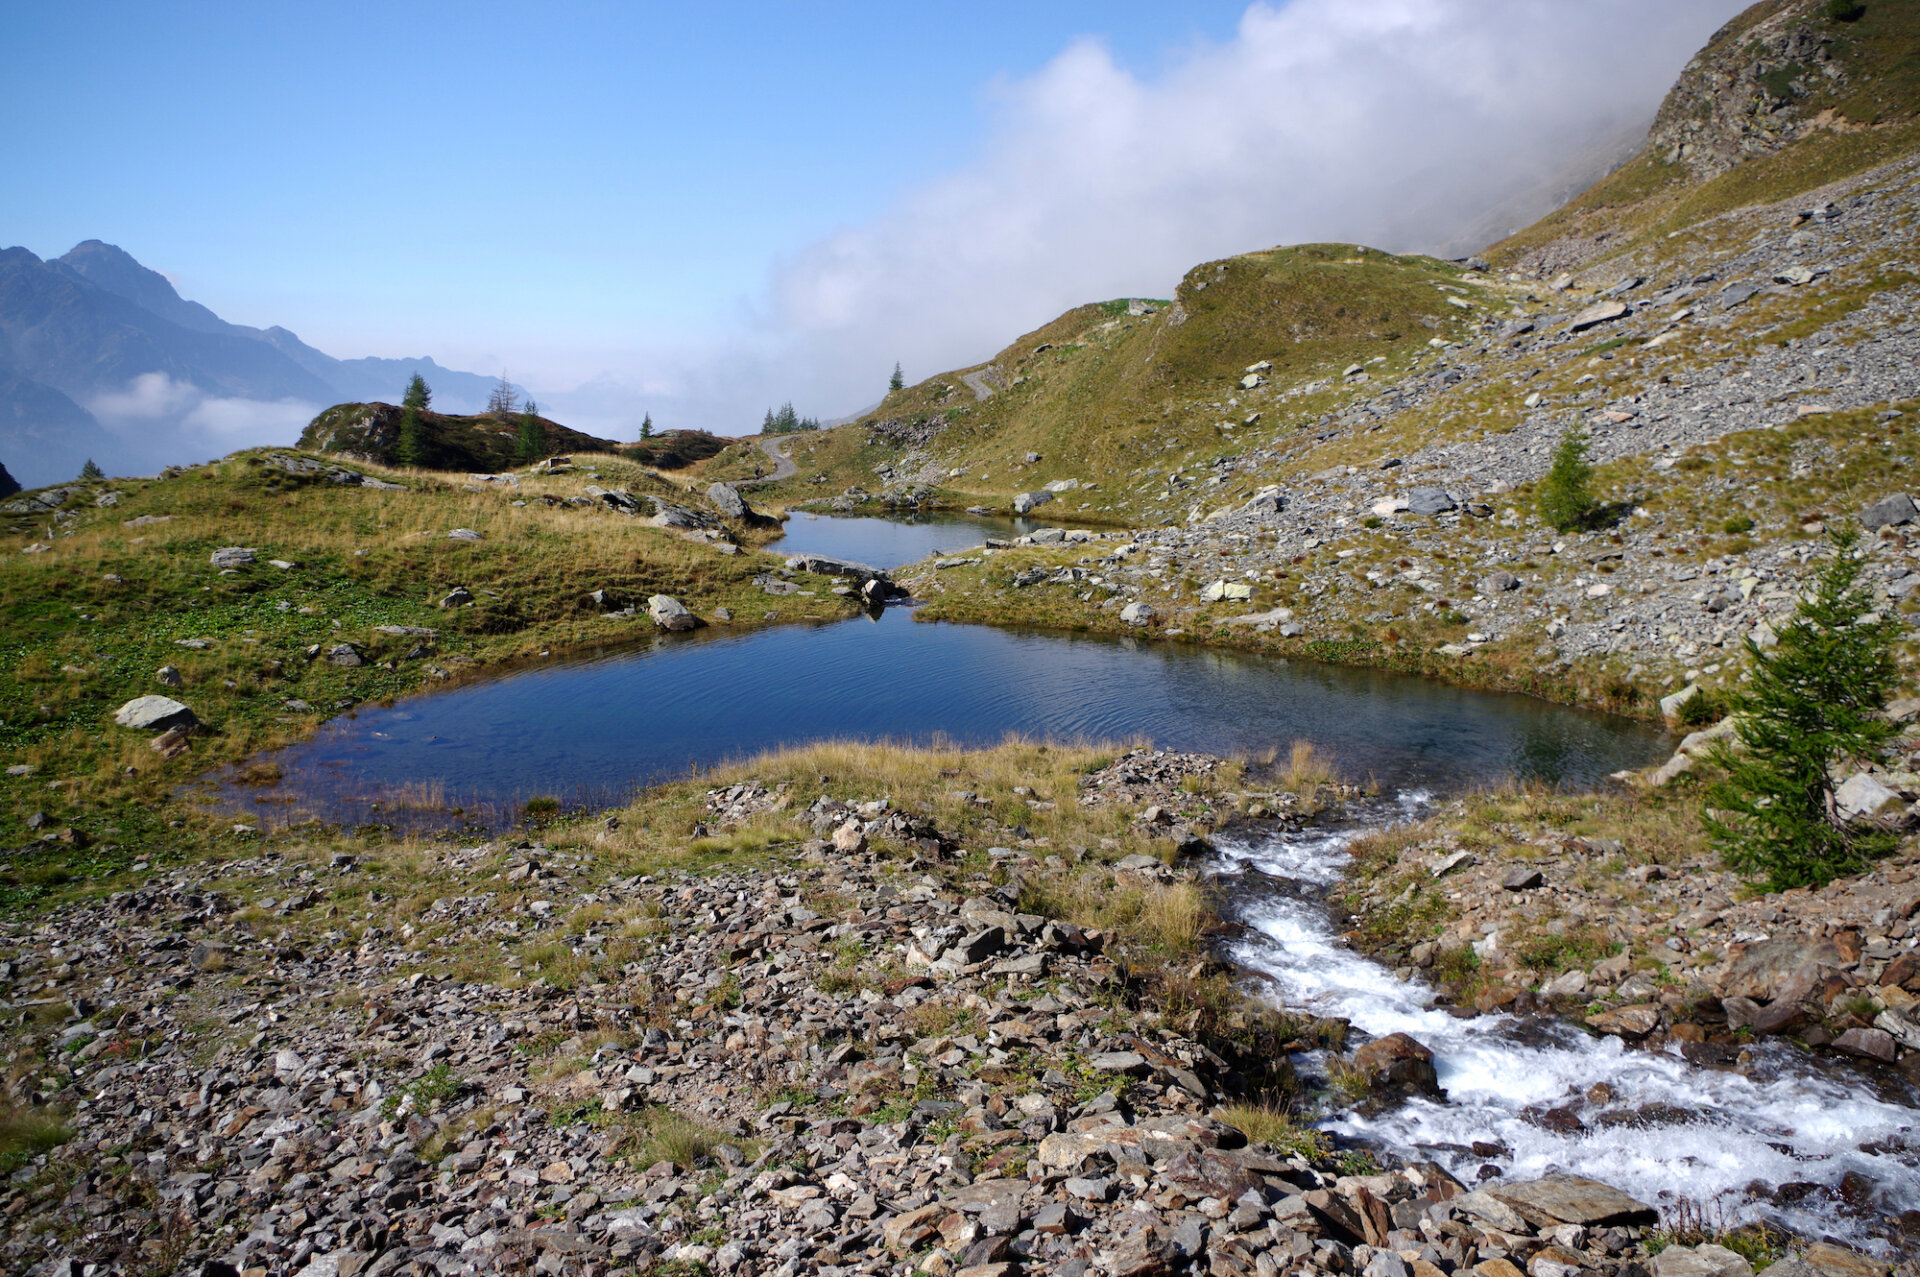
[0,1106,72,1175]
[0,448,862,908]
[761,244,1478,520]
[1512,926,1622,975]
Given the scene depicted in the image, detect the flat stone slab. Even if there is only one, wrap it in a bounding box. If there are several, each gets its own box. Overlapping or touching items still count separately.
[1568,300,1629,332]
[209,546,256,569]
[113,695,198,732]
[1488,1175,1656,1227]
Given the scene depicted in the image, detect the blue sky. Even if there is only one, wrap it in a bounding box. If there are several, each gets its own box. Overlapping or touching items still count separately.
[9,4,1248,364]
[7,1,1742,433]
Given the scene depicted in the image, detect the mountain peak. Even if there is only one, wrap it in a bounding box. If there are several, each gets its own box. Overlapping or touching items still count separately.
[58,238,230,335]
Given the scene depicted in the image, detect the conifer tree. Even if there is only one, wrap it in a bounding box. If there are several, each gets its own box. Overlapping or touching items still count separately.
[889,362,904,393]
[1704,527,1902,890]
[78,458,103,480]
[395,406,425,466]
[1537,426,1596,532]
[402,372,431,411]
[641,412,654,439]
[487,371,518,418]
[517,401,545,463]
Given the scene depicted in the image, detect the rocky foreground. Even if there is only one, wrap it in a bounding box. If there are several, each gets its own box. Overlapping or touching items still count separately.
[4,750,1916,1277]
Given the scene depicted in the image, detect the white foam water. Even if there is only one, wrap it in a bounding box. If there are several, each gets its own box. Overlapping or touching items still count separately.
[1213,803,1920,1252]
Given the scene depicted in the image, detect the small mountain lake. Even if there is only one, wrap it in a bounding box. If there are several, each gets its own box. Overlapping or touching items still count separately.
[226,514,1669,829]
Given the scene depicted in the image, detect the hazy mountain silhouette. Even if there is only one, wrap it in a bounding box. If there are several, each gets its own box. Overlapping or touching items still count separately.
[0,240,510,487]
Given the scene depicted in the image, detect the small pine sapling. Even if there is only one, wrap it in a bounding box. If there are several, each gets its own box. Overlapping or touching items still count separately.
[1537,427,1597,532]
[1704,528,1902,890]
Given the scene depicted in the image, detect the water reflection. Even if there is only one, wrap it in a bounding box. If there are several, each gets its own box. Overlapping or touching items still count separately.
[230,606,1668,831]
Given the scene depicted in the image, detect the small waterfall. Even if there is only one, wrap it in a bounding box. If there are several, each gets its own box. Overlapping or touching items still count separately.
[1214,802,1920,1253]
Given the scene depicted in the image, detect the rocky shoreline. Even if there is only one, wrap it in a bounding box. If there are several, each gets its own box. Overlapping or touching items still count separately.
[5,747,1916,1277]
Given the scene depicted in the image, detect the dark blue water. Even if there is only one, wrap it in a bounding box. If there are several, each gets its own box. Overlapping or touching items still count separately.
[238,604,1668,828]
[770,512,1077,569]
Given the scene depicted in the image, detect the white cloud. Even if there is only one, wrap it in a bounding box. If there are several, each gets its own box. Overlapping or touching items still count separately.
[87,372,317,465]
[183,394,318,440]
[87,371,197,423]
[640,0,1741,427]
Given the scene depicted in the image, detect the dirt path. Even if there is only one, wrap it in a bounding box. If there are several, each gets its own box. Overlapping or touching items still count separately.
[960,367,996,401]
[756,434,798,480]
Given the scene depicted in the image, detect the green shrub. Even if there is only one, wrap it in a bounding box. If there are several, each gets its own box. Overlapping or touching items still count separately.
[1362,515,1384,529]
[1705,529,1902,890]
[1675,689,1724,727]
[1722,515,1755,535]
[1537,427,1597,532]
[1826,0,1865,22]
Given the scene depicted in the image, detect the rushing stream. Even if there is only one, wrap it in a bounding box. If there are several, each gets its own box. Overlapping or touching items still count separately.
[1215,808,1920,1253]
[229,512,1917,1249]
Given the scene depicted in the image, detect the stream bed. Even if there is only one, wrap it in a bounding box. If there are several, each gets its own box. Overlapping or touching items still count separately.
[1216,806,1920,1254]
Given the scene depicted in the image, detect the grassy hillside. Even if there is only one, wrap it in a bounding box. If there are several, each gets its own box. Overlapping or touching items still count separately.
[747,247,1489,520]
[300,402,623,472]
[0,449,860,908]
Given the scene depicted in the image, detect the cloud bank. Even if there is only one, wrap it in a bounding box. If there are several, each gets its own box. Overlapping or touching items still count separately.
[630,0,1738,428]
[88,372,318,470]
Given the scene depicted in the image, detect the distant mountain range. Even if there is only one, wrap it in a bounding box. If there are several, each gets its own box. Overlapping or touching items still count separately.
[0,240,518,488]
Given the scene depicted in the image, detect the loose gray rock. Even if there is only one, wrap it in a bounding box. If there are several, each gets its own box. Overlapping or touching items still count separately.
[209,546,256,569]
[112,695,198,732]
[325,643,364,667]
[1568,300,1630,332]
[447,528,483,541]
[1407,487,1457,515]
[1013,490,1055,515]
[1120,602,1155,625]
[1859,492,1917,529]
[648,595,698,632]
[706,483,748,519]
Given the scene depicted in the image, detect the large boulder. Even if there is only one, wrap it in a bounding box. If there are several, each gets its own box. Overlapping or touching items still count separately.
[706,482,749,519]
[113,696,198,733]
[1487,1175,1657,1227]
[1478,570,1520,594]
[1859,493,1917,529]
[1833,772,1901,822]
[786,553,881,578]
[1568,300,1630,332]
[1201,580,1253,603]
[1407,487,1457,515]
[1658,683,1700,720]
[1720,938,1845,1002]
[1350,1032,1440,1096]
[325,643,364,667]
[209,546,256,569]
[1120,602,1156,625]
[1013,490,1055,515]
[648,595,698,632]
[1651,1245,1753,1277]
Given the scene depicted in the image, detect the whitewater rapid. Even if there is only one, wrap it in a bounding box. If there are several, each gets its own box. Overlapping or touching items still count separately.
[1213,802,1920,1251]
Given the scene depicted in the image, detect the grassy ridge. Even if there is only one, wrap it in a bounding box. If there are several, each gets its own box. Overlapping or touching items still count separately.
[300,402,623,472]
[742,246,1482,518]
